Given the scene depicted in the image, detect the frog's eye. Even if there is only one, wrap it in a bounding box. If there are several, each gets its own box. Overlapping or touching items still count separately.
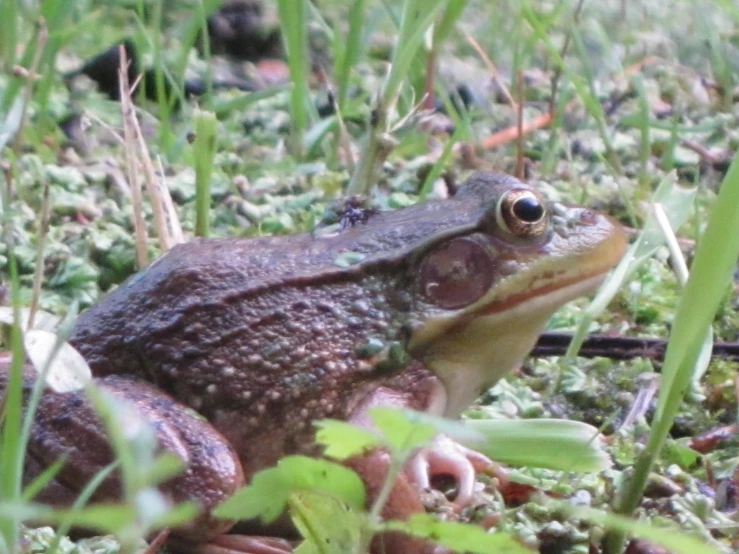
[418,238,494,310]
[496,189,548,238]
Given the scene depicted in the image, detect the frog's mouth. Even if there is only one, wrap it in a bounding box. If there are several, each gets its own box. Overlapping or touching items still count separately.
[415,271,610,418]
[476,267,611,317]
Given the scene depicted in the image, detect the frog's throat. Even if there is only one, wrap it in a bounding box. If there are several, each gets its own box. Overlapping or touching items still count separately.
[416,273,607,418]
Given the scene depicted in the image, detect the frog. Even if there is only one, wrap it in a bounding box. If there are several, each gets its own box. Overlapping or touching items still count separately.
[2,172,627,554]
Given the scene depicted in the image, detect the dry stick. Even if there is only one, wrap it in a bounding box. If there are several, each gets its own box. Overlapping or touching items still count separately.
[681,139,730,168]
[117,49,173,255]
[479,110,554,150]
[548,0,586,115]
[132,117,173,254]
[422,47,438,111]
[622,55,661,79]
[515,71,525,179]
[27,181,51,330]
[531,332,739,362]
[11,18,47,153]
[155,155,184,245]
[464,33,518,113]
[118,47,149,269]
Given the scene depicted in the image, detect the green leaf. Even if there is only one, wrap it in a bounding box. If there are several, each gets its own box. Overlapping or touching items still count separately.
[214,463,287,522]
[368,408,438,453]
[214,456,366,522]
[292,492,367,554]
[463,419,612,473]
[314,420,383,460]
[663,439,702,470]
[384,514,531,553]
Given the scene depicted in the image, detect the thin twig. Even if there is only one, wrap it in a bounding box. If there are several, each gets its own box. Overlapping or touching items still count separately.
[422,47,438,111]
[479,110,554,150]
[653,203,689,286]
[117,48,173,253]
[155,155,184,245]
[464,32,517,112]
[531,332,739,362]
[119,46,149,269]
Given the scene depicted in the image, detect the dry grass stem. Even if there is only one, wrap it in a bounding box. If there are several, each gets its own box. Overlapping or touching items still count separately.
[118,46,150,268]
[156,155,184,245]
[27,181,50,330]
[464,32,517,113]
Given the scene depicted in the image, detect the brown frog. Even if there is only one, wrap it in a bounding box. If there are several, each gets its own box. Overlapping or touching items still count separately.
[4,172,627,553]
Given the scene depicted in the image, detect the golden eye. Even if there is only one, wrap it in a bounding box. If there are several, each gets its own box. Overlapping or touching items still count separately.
[496,189,548,238]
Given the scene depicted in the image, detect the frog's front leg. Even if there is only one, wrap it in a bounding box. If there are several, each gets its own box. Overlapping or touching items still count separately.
[350,369,496,510]
[1,361,289,554]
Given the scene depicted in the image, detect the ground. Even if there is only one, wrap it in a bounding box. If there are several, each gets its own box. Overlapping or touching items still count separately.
[1,0,739,553]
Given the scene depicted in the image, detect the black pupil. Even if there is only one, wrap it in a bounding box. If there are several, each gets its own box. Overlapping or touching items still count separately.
[512,196,544,222]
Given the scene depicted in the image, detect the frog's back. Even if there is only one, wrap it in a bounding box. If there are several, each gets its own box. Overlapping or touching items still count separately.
[69,173,507,383]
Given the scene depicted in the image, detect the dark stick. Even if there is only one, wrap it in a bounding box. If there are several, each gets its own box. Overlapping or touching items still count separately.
[532,332,739,361]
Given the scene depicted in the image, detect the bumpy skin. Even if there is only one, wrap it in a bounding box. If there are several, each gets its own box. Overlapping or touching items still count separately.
[7,172,626,553]
[68,175,505,476]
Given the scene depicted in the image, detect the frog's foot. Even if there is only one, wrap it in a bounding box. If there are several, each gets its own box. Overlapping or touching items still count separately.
[177,535,293,554]
[406,435,503,507]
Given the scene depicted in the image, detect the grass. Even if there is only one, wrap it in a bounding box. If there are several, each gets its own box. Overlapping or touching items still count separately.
[603,148,739,554]
[2,0,739,552]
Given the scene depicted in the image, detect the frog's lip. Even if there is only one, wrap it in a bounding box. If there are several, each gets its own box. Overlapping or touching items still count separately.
[476,269,610,316]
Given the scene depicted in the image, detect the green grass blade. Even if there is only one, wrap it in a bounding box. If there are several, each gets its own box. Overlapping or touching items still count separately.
[192,109,218,238]
[419,124,466,199]
[566,172,695,357]
[0,195,24,550]
[336,0,367,111]
[277,0,311,159]
[381,0,448,109]
[604,150,739,553]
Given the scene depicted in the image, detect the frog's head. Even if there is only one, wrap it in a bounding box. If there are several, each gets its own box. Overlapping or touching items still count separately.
[403,173,627,417]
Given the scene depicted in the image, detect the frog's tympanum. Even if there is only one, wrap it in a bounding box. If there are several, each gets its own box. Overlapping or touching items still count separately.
[3,173,627,553]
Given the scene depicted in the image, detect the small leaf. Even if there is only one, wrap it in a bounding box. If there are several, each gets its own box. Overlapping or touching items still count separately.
[291,491,366,554]
[24,330,92,393]
[384,514,531,554]
[215,464,287,522]
[314,419,382,460]
[215,456,365,523]
[664,439,702,470]
[368,408,437,453]
[280,457,366,511]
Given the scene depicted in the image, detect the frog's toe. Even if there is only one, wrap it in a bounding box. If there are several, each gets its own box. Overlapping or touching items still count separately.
[406,435,500,507]
[179,535,293,554]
